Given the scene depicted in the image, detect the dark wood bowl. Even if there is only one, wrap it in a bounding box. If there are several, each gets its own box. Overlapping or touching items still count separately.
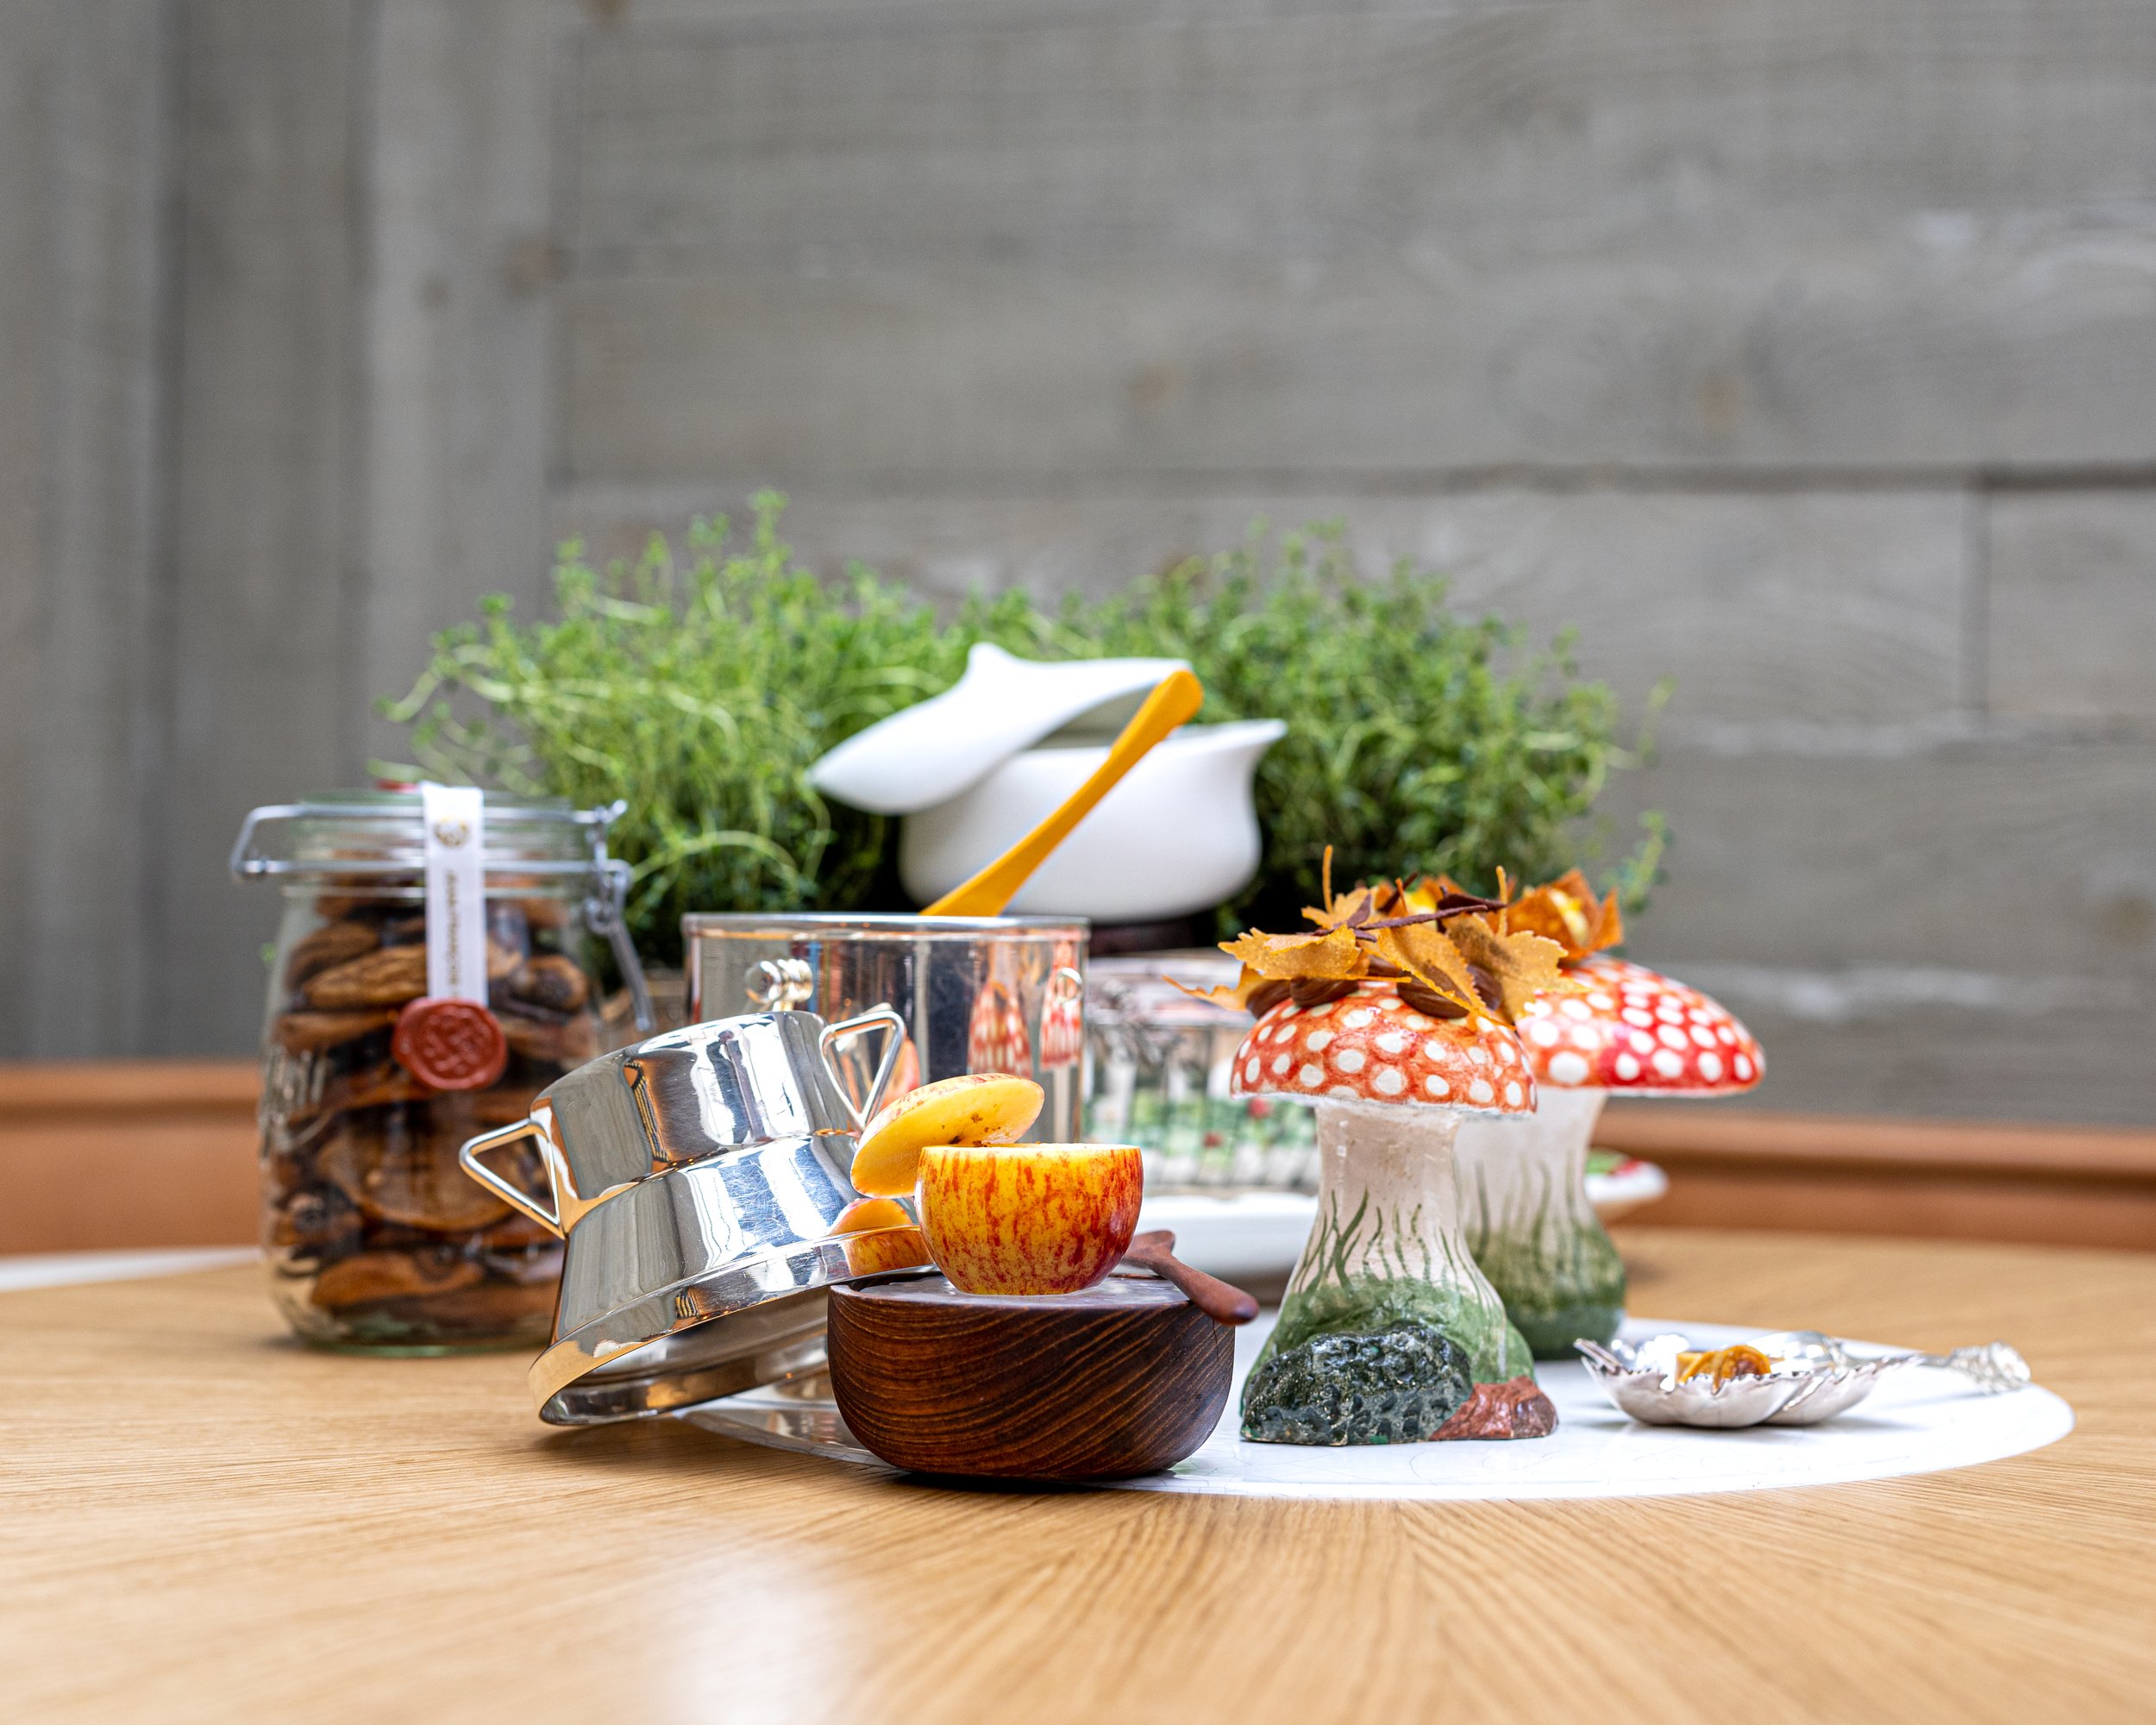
[827,1271,1232,1481]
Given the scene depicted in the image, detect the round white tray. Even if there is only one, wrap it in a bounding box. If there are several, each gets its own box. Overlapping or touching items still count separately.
[685,1312,2071,1502]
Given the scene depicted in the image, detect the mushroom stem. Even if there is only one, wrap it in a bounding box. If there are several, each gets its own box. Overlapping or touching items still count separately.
[1456,1089,1626,1356]
[1259,1101,1531,1390]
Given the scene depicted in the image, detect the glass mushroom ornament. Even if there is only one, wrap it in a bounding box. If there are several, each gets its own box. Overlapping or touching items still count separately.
[1450,870,1764,1356]
[1187,867,1567,1445]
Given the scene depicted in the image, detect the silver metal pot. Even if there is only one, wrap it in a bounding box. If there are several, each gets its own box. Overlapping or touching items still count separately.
[685,913,1089,1138]
[459,1007,924,1424]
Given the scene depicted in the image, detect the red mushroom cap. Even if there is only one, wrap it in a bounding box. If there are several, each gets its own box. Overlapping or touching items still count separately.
[1514,956,1762,1096]
[1230,979,1537,1114]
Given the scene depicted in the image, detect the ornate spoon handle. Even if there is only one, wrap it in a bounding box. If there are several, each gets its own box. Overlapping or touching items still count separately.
[1908,1341,2031,1393]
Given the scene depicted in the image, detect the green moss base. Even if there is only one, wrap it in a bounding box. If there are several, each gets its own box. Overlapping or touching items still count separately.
[1469,1215,1626,1358]
[1262,1272,1532,1387]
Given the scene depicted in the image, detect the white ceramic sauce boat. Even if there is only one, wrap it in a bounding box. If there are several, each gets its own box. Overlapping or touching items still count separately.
[898,718,1284,920]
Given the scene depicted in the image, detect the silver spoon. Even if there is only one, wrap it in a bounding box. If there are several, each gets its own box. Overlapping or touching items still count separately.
[1752,1330,2031,1395]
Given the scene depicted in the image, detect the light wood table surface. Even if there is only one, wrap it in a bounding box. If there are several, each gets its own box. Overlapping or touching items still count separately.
[4,1228,2152,1724]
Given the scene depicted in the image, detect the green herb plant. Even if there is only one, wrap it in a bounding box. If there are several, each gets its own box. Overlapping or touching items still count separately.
[379,499,1664,962]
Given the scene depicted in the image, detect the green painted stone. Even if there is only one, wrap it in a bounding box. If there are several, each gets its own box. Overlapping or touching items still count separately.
[1240,1324,1473,1446]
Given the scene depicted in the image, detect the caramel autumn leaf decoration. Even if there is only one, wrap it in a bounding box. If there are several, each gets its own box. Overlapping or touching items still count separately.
[1371,923,1484,1020]
[1499,868,1624,964]
[1444,914,1573,1022]
[1219,923,1369,983]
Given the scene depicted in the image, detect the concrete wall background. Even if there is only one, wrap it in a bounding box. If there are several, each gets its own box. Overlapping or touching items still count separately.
[2,0,2152,1124]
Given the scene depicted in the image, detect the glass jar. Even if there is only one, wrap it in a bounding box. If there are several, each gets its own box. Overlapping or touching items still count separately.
[232,791,652,1353]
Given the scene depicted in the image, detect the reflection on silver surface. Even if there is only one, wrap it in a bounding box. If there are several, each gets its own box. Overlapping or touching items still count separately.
[682,1371,885,1467]
[686,913,1089,1139]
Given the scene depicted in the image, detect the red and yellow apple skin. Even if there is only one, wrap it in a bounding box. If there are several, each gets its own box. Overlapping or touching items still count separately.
[915,1143,1144,1296]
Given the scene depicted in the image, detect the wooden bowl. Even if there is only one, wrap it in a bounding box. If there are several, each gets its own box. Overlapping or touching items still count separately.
[827,1271,1232,1480]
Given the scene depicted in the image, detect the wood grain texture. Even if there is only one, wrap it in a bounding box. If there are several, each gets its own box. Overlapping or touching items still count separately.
[1,1233,2151,1722]
[828,1272,1232,1477]
[1601,1106,2156,1250]
[1987,493,2156,726]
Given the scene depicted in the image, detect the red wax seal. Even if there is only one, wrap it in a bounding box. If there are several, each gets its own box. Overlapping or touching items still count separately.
[392,997,508,1091]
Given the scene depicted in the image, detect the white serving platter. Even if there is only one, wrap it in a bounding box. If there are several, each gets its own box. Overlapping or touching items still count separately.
[681,1312,2072,1502]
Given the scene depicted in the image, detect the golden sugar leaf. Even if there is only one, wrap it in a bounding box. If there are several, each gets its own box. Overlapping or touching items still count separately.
[1219,923,1369,982]
[1445,916,1576,1023]
[1166,973,1256,1013]
[1372,923,1485,1020]
[1501,869,1625,964]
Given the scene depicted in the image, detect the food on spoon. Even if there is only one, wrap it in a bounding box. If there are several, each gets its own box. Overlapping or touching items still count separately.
[849,1071,1044,1198]
[1675,1344,1779,1386]
[916,1143,1143,1295]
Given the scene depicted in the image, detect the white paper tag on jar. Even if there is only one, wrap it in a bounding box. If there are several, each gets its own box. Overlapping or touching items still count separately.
[419,782,488,1004]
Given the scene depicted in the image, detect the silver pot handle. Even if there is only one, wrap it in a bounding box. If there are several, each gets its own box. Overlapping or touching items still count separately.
[818,1005,906,1132]
[458,1118,564,1237]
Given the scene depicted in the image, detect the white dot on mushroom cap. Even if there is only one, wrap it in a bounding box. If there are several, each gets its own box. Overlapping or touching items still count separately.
[1420,1037,1455,1062]
[1716,1025,1736,1045]
[1299,1063,1323,1088]
[1658,1025,1689,1050]
[1547,1051,1590,1087]
[1305,1029,1334,1051]
[1372,1066,1407,1096]
[1307,1003,1337,1019]
[1272,1053,1291,1076]
[1689,1007,1714,1025]
[1656,1003,1684,1024]
[1333,1047,1367,1074]
[1425,1074,1450,1098]
[1470,1045,1492,1068]
[1342,1007,1376,1029]
[1327,1084,1361,1101]
[1734,1054,1754,1080]
[1622,1009,1654,1028]
[1629,1031,1657,1054]
[1401,1013,1433,1032]
[1244,1057,1260,1082]
[1527,1020,1561,1047]
[1559,998,1592,1020]
[1698,1051,1725,1081]
[1690,1026,1717,1048]
[1469,1078,1496,1105]
[1375,1030,1409,1055]
[1504,1081,1524,1107]
[1589,993,1615,1010]
[1614,1053,1642,1081]
[1570,1025,1600,1051]
[1651,1050,1685,1080]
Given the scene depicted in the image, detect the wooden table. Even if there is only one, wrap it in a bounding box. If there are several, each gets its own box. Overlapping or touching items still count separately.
[4,1229,2152,1723]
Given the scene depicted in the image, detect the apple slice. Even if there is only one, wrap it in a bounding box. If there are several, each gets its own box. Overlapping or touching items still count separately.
[917,1142,1144,1296]
[849,1071,1044,1198]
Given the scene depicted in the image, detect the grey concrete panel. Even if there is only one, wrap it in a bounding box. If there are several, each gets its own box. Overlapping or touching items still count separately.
[1987,493,2156,727]
[358,0,560,765]
[561,237,2156,480]
[158,1,363,1056]
[1607,743,2156,983]
[552,485,1971,726]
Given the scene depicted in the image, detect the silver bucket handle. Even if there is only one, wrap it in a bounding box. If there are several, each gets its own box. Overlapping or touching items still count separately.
[818,1006,906,1132]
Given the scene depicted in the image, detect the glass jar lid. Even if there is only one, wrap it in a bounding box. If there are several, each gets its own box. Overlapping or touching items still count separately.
[230,788,622,881]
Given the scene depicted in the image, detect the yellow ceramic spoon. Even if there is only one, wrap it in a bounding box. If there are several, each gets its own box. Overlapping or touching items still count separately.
[922,668,1205,917]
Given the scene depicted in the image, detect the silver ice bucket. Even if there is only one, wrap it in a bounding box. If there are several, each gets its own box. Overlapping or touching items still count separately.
[685,913,1089,1138]
[459,1007,925,1424]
